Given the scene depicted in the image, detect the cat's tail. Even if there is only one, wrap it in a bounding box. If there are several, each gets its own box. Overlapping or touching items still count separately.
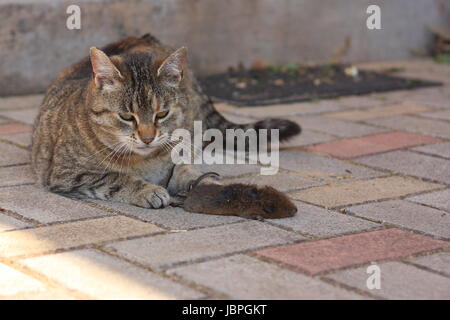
[202,97,301,144]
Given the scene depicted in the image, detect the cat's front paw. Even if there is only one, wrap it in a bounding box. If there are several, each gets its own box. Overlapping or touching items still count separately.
[134,186,171,209]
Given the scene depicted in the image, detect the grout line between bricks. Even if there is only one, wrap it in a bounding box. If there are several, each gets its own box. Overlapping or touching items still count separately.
[0,256,90,300]
[93,246,225,299]
[400,260,450,279]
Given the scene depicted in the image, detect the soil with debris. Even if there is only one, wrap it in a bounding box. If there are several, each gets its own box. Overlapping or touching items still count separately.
[199,64,441,106]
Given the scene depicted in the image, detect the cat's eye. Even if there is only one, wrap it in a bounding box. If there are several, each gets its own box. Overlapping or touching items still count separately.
[155,110,169,119]
[119,113,135,121]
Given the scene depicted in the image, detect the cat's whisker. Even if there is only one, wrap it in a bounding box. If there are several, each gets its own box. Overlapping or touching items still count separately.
[95,144,121,169]
[82,141,122,163]
[105,143,128,173]
[118,144,129,175]
[97,142,126,172]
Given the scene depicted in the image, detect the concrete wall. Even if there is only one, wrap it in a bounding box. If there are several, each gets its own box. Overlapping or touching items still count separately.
[0,0,448,96]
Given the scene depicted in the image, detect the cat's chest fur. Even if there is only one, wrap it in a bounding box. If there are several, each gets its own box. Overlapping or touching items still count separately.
[133,152,175,186]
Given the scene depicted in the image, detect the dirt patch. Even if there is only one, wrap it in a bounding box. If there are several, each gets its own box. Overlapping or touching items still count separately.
[199,64,441,106]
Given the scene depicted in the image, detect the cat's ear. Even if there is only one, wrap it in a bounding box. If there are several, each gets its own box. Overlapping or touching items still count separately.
[157,47,187,87]
[89,47,123,90]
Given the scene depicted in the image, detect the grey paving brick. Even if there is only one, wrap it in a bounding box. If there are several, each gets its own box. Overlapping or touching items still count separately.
[400,87,450,108]
[220,111,257,124]
[325,102,433,121]
[327,262,450,299]
[169,255,365,299]
[195,162,262,177]
[346,200,450,239]
[0,95,43,110]
[0,108,38,125]
[271,201,379,237]
[93,200,243,230]
[227,100,343,118]
[356,150,450,184]
[280,129,336,148]
[411,142,450,159]
[224,173,321,192]
[419,109,450,121]
[0,132,31,148]
[0,142,29,166]
[104,221,303,270]
[367,115,450,139]
[0,165,35,187]
[407,251,450,276]
[407,189,450,212]
[296,115,387,138]
[0,213,31,232]
[195,151,263,177]
[21,249,203,299]
[279,151,385,182]
[334,95,391,109]
[0,185,112,223]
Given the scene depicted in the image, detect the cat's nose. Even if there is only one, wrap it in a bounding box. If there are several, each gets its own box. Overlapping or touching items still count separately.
[141,136,154,144]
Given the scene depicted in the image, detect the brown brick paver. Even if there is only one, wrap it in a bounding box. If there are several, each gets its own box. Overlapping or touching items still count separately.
[305,131,442,159]
[290,176,443,208]
[254,228,450,275]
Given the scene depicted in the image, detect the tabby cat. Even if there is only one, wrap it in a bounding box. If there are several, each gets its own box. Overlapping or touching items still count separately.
[32,34,300,210]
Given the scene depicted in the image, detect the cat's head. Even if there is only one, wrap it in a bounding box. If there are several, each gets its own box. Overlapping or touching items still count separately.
[87,47,188,156]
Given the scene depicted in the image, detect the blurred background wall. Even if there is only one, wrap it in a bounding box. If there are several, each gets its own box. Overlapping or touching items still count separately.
[0,0,449,96]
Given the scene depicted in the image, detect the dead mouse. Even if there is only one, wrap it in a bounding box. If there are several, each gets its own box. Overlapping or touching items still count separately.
[181,183,297,219]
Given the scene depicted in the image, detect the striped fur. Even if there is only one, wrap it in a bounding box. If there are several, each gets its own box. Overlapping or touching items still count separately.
[31,34,301,209]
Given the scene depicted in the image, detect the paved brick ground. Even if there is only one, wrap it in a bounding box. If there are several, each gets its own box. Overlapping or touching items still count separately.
[0,59,449,299]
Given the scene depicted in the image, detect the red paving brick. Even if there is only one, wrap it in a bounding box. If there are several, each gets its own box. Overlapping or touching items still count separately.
[0,123,32,135]
[254,228,450,275]
[305,131,443,159]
